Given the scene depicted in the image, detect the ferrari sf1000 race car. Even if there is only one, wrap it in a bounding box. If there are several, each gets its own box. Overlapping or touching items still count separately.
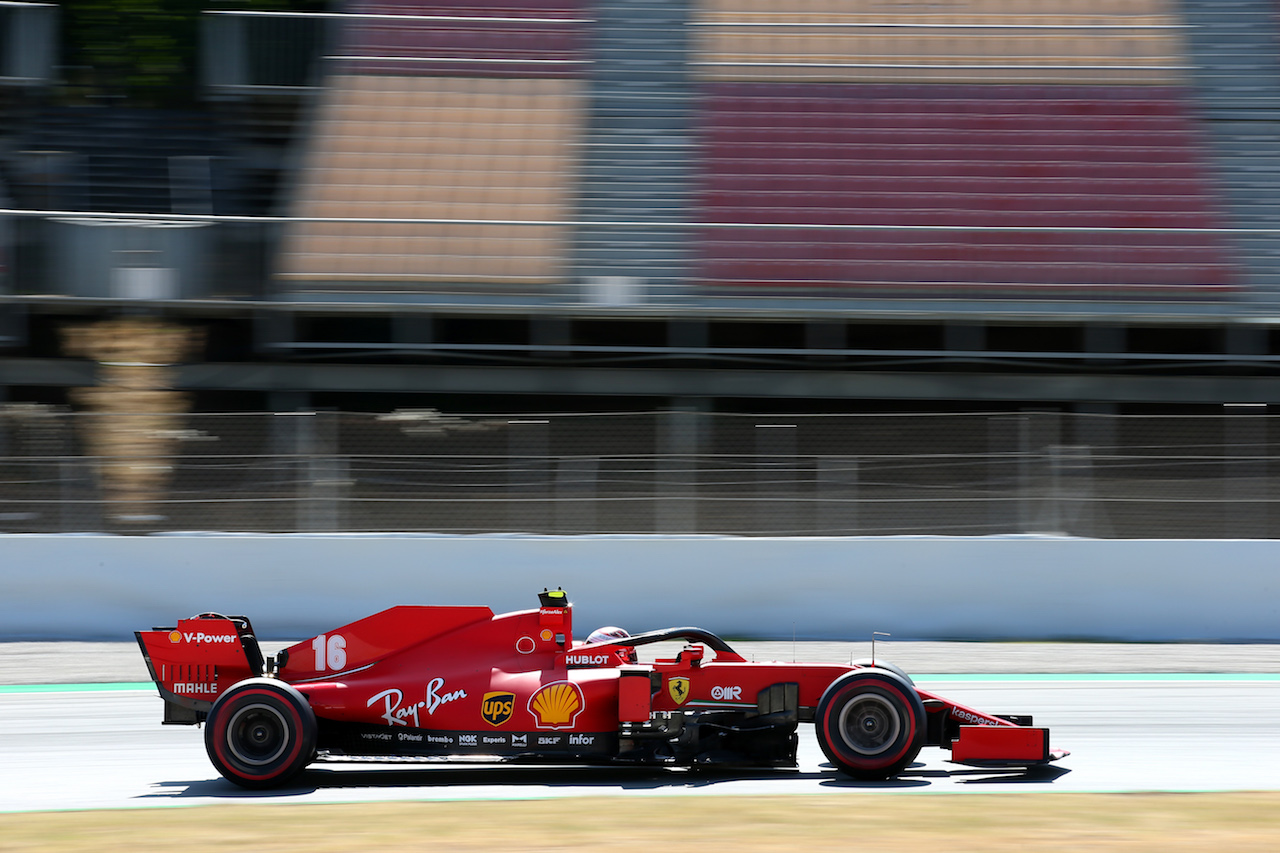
[136,589,1067,788]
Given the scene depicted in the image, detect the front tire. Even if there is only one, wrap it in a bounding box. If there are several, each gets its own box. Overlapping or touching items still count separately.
[850,658,914,686]
[815,668,925,781]
[205,679,316,789]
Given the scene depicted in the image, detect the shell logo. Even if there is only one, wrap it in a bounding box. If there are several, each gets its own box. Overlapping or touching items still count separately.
[168,630,182,644]
[527,681,585,729]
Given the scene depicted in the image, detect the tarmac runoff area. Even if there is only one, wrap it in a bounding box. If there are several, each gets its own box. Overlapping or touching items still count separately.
[4,639,1280,817]
[1,639,1277,686]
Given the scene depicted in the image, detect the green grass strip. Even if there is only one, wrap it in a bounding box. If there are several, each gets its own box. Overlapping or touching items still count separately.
[0,682,155,694]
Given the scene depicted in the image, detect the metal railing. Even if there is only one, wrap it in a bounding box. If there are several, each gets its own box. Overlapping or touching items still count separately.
[0,209,1266,319]
[1,407,1275,537]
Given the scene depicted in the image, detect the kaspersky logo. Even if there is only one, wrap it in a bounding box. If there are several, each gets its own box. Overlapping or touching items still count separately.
[169,630,236,645]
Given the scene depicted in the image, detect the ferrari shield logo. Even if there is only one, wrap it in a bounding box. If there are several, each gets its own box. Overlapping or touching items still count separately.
[668,677,691,705]
[481,692,515,727]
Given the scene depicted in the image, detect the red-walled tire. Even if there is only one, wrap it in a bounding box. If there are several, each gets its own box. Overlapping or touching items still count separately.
[815,668,925,781]
[850,658,914,686]
[205,679,316,789]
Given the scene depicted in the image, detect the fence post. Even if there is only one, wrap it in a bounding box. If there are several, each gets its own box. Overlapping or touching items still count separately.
[816,456,858,534]
[755,422,798,534]
[656,408,699,533]
[987,415,1020,533]
[1023,411,1061,534]
[297,410,345,532]
[1224,404,1268,538]
[555,457,598,534]
[1045,445,1098,537]
[507,418,551,533]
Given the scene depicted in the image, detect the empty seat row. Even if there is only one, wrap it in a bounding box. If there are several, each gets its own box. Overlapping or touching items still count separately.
[695,80,1235,294]
[694,0,1186,84]
[708,157,1206,182]
[701,260,1232,288]
[706,141,1210,166]
[706,175,1210,196]
[277,74,580,286]
[337,0,587,78]
[709,82,1194,109]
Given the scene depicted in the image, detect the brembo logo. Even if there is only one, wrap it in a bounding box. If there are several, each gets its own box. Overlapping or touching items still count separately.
[170,631,236,644]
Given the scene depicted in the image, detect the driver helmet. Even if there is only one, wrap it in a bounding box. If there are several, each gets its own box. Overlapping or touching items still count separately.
[586,626,636,662]
[587,626,629,645]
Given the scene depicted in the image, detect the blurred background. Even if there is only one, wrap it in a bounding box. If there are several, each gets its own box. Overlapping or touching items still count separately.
[2,0,1280,537]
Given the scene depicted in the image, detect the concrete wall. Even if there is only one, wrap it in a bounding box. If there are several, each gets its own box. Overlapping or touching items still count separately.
[2,534,1277,642]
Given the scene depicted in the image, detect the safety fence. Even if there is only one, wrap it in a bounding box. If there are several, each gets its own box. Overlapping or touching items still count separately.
[0,406,1275,538]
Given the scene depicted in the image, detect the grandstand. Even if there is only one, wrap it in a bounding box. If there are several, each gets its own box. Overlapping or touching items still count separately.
[268,0,1246,307]
[275,1,588,291]
[0,2,1279,422]
[248,0,1267,398]
[262,0,1245,312]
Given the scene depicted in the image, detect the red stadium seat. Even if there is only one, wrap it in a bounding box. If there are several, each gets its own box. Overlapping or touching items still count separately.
[337,0,587,79]
[696,84,1239,296]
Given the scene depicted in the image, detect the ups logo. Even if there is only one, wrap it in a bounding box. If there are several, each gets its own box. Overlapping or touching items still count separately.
[481,691,515,727]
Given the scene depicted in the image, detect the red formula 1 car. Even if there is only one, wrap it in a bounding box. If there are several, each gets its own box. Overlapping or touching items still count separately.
[136,589,1067,788]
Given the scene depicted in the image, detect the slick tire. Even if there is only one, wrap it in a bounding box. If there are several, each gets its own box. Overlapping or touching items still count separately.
[205,678,317,789]
[815,668,926,781]
[849,658,914,686]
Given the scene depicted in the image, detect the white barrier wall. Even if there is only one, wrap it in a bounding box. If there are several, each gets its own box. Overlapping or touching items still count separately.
[2,534,1277,642]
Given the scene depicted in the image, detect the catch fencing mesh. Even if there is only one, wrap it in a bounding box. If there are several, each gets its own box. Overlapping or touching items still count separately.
[0,406,1272,537]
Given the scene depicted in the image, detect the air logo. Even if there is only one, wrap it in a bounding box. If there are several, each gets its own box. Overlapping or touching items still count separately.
[481,691,515,727]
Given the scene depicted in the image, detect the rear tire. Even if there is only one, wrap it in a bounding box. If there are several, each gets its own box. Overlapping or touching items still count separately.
[815,668,925,781]
[205,679,316,789]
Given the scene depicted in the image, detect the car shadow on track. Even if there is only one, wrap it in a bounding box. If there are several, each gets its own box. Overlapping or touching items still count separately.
[140,765,828,799]
[947,764,1072,785]
[815,761,1071,789]
[139,761,1069,800]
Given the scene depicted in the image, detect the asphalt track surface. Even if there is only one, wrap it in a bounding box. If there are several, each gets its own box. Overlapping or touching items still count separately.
[2,641,1279,813]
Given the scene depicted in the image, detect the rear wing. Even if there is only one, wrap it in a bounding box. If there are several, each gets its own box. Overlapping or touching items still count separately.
[135,613,267,724]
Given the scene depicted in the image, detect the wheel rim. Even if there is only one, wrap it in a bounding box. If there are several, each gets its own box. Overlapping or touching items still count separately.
[226,702,290,767]
[835,692,902,757]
